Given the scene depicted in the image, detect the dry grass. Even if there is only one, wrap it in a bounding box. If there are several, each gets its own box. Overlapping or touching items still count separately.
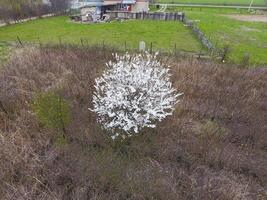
[0,45,266,200]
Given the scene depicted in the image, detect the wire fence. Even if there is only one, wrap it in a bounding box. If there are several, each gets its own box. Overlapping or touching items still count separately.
[0,37,215,61]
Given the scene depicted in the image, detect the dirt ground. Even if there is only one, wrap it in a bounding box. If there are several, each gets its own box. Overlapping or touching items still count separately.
[225,14,267,22]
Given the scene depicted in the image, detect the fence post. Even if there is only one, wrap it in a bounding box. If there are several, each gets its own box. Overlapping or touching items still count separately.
[182,13,185,22]
[124,41,127,51]
[80,38,84,47]
[17,36,22,46]
[198,50,201,59]
[150,42,153,54]
[38,37,42,48]
[174,43,176,55]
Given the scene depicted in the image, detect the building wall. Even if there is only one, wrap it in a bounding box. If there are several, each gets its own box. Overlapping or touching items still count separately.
[132,1,149,13]
[81,6,99,21]
[81,7,96,15]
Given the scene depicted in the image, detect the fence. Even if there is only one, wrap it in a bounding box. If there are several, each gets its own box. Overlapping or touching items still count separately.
[183,17,214,52]
[107,11,185,21]
[1,37,212,61]
[105,12,220,58]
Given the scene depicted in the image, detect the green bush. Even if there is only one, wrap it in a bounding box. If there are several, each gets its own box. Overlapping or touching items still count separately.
[32,92,70,130]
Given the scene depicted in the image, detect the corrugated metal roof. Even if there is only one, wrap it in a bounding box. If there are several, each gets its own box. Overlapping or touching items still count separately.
[72,0,103,8]
[72,0,145,8]
[79,0,103,2]
[122,0,136,4]
[103,1,122,5]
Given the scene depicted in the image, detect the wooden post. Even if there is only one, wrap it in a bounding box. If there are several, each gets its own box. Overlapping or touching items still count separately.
[124,41,127,51]
[38,37,42,48]
[249,0,254,12]
[150,42,153,54]
[182,13,185,22]
[59,96,67,138]
[17,36,22,46]
[174,43,177,55]
[81,38,84,47]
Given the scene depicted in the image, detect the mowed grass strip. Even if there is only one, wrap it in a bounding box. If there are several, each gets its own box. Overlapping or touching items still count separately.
[156,0,266,6]
[188,10,267,64]
[165,7,267,65]
[0,16,202,53]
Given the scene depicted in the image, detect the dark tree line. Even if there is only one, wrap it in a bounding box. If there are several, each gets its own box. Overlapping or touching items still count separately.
[49,0,71,12]
[0,0,71,22]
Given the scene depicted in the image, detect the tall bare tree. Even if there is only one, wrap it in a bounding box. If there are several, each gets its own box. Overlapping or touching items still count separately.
[49,0,71,12]
[0,0,44,21]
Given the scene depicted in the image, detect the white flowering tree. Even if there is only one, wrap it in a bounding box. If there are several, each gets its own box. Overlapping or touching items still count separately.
[90,52,183,139]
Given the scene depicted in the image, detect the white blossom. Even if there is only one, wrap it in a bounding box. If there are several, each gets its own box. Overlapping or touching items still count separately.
[90,52,183,139]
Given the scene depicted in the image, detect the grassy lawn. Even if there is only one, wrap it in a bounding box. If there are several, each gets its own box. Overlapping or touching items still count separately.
[0,16,202,53]
[156,0,266,6]
[166,7,267,65]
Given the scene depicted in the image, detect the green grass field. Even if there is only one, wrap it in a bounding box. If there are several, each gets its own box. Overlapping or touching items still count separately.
[156,0,266,6]
[1,11,266,65]
[0,16,202,53]
[165,6,267,65]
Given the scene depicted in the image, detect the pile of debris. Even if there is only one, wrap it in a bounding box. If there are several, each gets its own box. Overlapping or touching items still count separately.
[70,12,110,23]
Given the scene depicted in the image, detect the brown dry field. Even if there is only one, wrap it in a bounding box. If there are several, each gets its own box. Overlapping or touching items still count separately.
[0,46,266,200]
